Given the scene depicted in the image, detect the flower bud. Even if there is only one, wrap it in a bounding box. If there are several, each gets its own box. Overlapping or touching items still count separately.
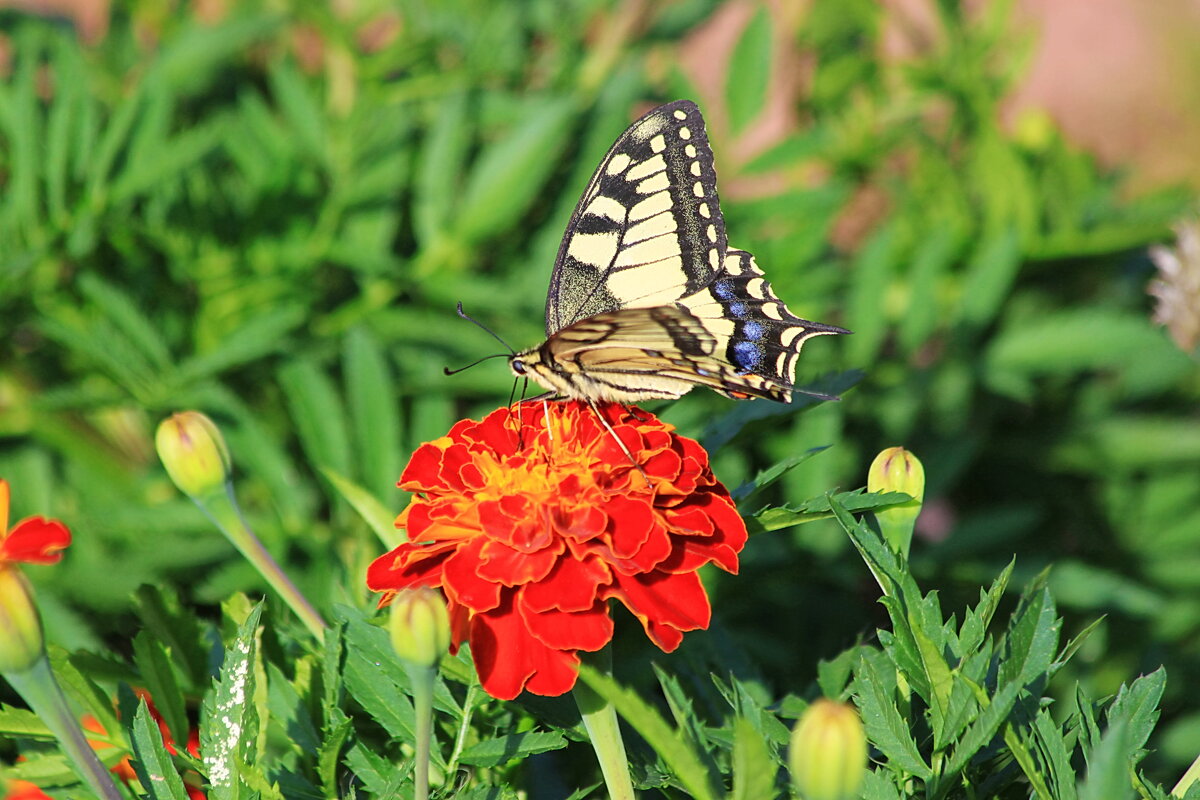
[155,412,232,499]
[867,447,925,557]
[0,565,44,673]
[388,588,451,670]
[788,699,867,800]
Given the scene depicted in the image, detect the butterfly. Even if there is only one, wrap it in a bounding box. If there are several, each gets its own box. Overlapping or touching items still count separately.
[508,99,848,406]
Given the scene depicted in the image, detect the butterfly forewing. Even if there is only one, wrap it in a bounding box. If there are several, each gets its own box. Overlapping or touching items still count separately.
[546,100,726,334]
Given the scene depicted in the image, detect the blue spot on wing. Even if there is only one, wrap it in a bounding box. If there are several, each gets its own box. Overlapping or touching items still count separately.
[729,302,747,316]
[741,320,764,340]
[714,280,735,300]
[732,341,760,371]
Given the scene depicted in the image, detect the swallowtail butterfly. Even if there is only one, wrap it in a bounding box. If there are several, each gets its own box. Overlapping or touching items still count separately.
[509,100,848,404]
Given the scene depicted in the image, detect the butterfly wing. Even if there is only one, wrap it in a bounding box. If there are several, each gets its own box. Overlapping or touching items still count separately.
[545,100,727,335]
[679,249,850,400]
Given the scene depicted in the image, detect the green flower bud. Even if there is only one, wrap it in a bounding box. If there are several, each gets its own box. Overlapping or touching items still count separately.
[388,588,451,670]
[789,699,867,800]
[867,446,925,557]
[156,412,232,499]
[0,565,44,673]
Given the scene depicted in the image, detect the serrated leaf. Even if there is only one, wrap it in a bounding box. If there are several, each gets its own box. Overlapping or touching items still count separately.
[458,731,567,767]
[1106,668,1165,755]
[201,603,262,800]
[131,699,193,800]
[730,718,777,800]
[999,581,1061,691]
[749,488,907,533]
[945,680,1021,775]
[731,447,827,502]
[852,650,931,779]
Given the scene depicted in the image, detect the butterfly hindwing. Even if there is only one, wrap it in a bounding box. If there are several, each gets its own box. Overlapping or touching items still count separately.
[546,100,726,334]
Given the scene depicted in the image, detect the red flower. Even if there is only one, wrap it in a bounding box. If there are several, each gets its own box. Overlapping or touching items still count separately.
[367,401,747,700]
[0,480,70,567]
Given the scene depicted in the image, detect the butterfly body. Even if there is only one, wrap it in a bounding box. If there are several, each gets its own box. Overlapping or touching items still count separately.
[512,100,847,404]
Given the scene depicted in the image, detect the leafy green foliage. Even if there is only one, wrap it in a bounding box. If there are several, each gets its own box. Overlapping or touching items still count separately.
[1,0,1198,796]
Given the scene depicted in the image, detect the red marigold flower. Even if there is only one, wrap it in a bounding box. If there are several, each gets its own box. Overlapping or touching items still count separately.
[0,480,71,566]
[367,401,747,700]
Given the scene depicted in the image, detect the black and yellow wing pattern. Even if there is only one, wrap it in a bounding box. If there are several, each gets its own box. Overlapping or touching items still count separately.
[510,99,847,404]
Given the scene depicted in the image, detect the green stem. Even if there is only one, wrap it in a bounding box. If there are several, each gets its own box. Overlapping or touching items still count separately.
[447,682,478,776]
[574,649,635,800]
[193,484,326,642]
[5,655,124,800]
[406,663,437,800]
[1173,750,1200,796]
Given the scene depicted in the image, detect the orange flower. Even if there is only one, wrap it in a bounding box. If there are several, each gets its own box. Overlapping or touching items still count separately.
[367,401,747,700]
[1,780,51,800]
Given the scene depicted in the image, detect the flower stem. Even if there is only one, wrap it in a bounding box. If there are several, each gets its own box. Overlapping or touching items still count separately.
[574,649,635,800]
[194,484,326,642]
[4,655,123,800]
[406,663,436,800]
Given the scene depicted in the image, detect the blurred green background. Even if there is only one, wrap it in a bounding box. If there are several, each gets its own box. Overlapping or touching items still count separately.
[2,0,1199,782]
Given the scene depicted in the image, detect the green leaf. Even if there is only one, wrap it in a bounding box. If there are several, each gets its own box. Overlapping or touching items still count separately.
[998,576,1061,690]
[1106,668,1165,755]
[726,7,772,134]
[898,224,962,353]
[1032,709,1078,800]
[852,650,932,779]
[749,488,908,533]
[458,731,568,767]
[321,467,403,549]
[700,370,862,451]
[730,718,778,800]
[453,96,577,245]
[1077,720,1133,800]
[343,327,402,496]
[278,359,352,478]
[134,585,209,688]
[132,630,189,749]
[861,768,903,800]
[201,603,263,800]
[131,699,193,800]
[958,227,1022,327]
[414,90,472,244]
[731,447,827,503]
[945,680,1021,775]
[0,705,52,738]
[576,664,719,800]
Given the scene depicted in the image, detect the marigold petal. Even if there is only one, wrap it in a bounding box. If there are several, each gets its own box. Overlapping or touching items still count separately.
[606,570,711,652]
[522,553,611,613]
[477,540,560,586]
[399,440,451,491]
[2,517,71,565]
[443,538,502,612]
[518,592,612,651]
[470,594,581,699]
[366,544,451,593]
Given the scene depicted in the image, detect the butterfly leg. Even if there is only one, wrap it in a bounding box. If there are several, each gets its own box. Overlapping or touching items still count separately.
[586,399,650,487]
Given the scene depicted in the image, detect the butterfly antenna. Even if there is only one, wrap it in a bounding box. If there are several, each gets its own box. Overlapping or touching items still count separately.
[443,353,509,376]
[455,302,515,354]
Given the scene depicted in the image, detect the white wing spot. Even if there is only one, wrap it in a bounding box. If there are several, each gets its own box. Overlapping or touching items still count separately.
[625,154,666,182]
[679,127,692,140]
[746,277,769,300]
[698,203,710,218]
[629,191,672,222]
[650,134,666,153]
[685,144,697,158]
[636,172,670,195]
[625,209,677,244]
[673,109,687,120]
[606,153,632,176]
[585,195,627,223]
[708,248,719,269]
[706,224,717,243]
[692,181,704,197]
[690,162,701,177]
[779,327,805,347]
